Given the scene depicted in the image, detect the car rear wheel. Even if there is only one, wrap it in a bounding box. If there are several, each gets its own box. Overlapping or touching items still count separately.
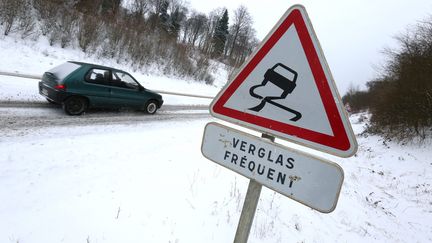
[144,100,158,114]
[63,96,87,115]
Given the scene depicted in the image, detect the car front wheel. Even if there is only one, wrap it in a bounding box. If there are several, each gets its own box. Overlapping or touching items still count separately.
[144,100,158,114]
[63,96,87,115]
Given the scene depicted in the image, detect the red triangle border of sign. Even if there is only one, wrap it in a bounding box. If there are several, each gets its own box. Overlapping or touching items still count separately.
[212,8,350,151]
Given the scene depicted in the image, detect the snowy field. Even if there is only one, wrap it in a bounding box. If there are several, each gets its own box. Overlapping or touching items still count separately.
[1,35,432,242]
[1,110,431,243]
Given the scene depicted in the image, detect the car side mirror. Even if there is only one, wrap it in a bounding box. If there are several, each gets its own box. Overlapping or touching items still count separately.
[138,85,144,91]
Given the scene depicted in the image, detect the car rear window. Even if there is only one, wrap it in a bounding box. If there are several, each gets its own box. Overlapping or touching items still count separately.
[273,65,296,81]
[47,62,81,80]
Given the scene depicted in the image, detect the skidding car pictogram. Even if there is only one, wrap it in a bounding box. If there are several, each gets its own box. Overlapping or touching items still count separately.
[248,63,302,121]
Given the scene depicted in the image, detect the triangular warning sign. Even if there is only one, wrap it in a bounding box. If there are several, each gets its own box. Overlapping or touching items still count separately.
[210,5,357,157]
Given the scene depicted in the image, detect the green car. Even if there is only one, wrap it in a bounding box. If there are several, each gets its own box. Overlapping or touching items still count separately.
[39,61,163,115]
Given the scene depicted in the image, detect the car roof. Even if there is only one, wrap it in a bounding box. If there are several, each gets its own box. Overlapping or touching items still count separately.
[68,61,124,72]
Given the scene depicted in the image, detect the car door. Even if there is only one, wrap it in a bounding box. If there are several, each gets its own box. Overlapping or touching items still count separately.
[108,71,148,108]
[81,68,113,107]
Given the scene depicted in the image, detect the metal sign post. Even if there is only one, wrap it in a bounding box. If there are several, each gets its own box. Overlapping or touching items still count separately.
[233,179,262,243]
[233,134,274,243]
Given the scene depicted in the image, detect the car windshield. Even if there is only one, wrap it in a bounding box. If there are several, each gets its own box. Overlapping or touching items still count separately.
[47,62,81,80]
[112,71,141,89]
[273,64,296,82]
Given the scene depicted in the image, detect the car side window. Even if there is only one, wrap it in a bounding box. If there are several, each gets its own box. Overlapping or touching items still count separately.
[86,69,110,85]
[111,71,140,90]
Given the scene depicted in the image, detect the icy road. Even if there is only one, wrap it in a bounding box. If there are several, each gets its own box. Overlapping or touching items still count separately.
[0,102,210,136]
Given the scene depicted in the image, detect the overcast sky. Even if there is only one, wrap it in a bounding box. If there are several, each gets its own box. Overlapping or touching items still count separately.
[187,0,432,95]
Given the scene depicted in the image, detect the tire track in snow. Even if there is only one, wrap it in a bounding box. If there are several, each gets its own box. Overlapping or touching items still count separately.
[0,102,210,135]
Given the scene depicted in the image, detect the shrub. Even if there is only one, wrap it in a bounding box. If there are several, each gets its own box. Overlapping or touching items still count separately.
[366,18,432,141]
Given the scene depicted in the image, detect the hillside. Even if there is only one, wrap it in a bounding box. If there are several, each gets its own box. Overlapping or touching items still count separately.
[0,34,226,105]
[0,0,259,85]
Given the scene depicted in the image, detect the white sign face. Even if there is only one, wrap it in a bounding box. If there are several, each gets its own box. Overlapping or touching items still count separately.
[201,122,344,213]
[210,5,357,158]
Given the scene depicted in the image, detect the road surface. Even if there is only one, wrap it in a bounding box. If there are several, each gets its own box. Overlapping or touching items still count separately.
[0,101,210,137]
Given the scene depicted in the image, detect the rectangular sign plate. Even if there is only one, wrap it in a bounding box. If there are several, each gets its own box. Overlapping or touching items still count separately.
[201,122,344,213]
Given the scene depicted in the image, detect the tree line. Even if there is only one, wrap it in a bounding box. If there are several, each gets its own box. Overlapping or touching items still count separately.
[343,18,432,141]
[0,0,259,84]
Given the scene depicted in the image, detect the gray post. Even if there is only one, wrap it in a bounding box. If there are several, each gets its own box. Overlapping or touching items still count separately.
[233,179,262,243]
[233,134,275,243]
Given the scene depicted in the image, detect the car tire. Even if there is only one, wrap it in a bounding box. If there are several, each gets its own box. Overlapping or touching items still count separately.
[63,96,87,115]
[144,100,158,114]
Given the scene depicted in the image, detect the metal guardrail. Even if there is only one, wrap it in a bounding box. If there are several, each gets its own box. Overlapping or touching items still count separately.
[0,71,42,80]
[151,89,214,99]
[0,71,215,99]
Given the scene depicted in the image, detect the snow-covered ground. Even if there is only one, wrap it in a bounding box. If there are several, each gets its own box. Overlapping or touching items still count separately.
[1,35,431,243]
[1,110,431,243]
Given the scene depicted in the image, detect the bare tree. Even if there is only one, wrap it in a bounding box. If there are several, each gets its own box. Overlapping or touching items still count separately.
[227,5,252,59]
[147,0,169,29]
[58,10,78,48]
[166,0,187,39]
[101,0,122,18]
[232,26,257,65]
[75,0,103,15]
[130,0,150,18]
[186,12,207,47]
[0,0,25,35]
[78,15,101,52]
[33,0,61,36]
[199,8,225,56]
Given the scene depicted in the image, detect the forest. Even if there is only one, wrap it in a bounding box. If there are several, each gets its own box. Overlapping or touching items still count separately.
[0,0,259,84]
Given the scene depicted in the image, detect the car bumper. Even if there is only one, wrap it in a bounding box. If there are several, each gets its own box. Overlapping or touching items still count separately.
[39,82,68,103]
